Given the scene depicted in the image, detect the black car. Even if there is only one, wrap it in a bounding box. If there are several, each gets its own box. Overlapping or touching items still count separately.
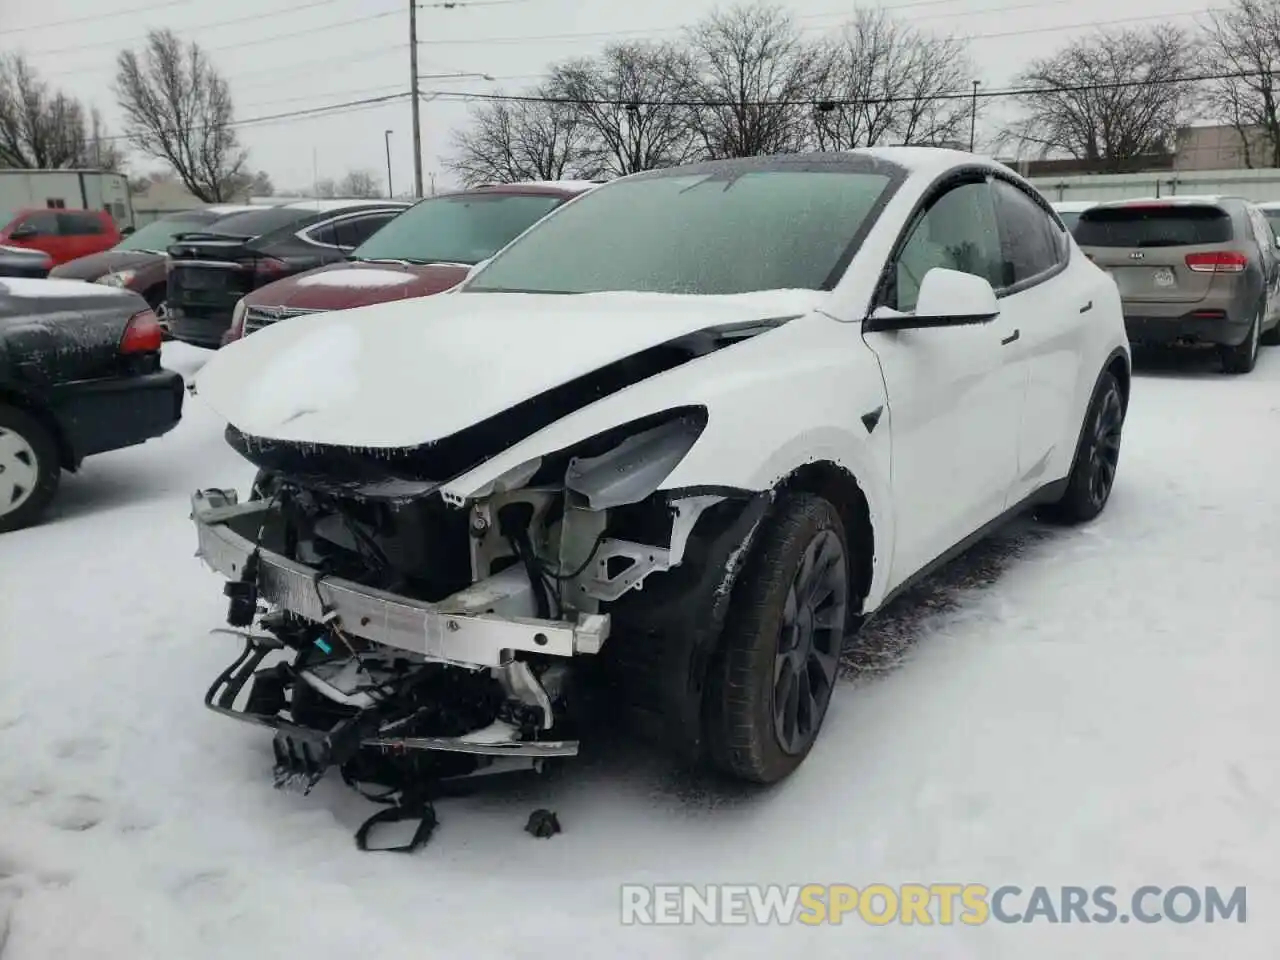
[165,200,410,348]
[0,278,183,533]
[0,244,53,279]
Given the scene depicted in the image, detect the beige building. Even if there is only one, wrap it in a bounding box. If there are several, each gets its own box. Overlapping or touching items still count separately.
[1174,124,1275,171]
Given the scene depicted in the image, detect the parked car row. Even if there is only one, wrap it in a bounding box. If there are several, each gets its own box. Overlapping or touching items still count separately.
[1053,195,1280,373]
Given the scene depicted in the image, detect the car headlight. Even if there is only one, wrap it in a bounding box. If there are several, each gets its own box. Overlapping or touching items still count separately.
[564,407,708,510]
[95,270,136,287]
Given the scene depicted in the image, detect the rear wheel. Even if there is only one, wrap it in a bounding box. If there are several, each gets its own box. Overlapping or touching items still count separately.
[1220,306,1261,374]
[1040,371,1124,525]
[1260,308,1280,346]
[704,493,851,784]
[0,405,60,534]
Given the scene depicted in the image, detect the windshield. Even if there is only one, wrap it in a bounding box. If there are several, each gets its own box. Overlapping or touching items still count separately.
[200,207,310,239]
[465,169,897,295]
[1075,206,1233,247]
[351,193,563,265]
[116,214,215,252]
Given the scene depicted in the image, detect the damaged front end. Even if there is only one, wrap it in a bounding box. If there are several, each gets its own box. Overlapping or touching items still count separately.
[192,404,769,828]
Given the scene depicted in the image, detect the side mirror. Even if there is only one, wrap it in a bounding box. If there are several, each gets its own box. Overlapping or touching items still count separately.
[8,225,36,240]
[865,268,999,333]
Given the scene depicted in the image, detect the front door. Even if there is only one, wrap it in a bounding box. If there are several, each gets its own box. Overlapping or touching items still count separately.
[863,177,1025,587]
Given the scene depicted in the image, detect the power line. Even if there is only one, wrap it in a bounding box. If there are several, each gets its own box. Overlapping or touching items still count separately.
[414,1,1213,46]
[0,0,196,36]
[426,67,1256,109]
[89,92,415,145]
[20,3,400,60]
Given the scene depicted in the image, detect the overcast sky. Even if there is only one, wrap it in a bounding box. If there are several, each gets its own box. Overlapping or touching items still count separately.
[1,0,1210,194]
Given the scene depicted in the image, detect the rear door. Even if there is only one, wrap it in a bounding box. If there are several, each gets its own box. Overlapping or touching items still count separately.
[57,211,111,262]
[1074,203,1235,309]
[990,178,1085,504]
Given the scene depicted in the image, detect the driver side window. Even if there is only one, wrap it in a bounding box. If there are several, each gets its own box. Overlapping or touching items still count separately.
[893,181,1002,312]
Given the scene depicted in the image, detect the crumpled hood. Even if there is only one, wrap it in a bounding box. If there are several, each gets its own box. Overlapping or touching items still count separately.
[242,261,467,311]
[195,288,825,449]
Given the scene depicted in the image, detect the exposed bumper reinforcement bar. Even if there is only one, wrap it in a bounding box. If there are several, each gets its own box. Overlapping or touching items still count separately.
[205,632,580,764]
[190,488,610,667]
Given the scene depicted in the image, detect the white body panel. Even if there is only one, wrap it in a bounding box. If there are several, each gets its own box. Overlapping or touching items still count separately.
[193,147,1129,613]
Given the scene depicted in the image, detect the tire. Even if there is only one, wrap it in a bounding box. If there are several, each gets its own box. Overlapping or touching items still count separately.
[1260,310,1280,346]
[1220,306,1261,374]
[0,404,61,534]
[704,492,851,784]
[1040,371,1124,526]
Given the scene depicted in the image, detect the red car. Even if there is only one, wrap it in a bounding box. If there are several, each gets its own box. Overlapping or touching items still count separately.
[224,182,598,343]
[0,208,121,266]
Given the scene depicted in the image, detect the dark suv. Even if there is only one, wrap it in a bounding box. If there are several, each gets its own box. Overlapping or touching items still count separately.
[166,200,409,347]
[1076,196,1280,373]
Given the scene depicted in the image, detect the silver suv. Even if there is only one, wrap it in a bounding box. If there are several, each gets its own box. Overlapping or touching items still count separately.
[1075,196,1280,374]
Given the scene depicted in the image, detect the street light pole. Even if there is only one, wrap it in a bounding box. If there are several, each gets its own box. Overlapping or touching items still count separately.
[384,130,394,197]
[409,0,424,198]
[969,80,980,153]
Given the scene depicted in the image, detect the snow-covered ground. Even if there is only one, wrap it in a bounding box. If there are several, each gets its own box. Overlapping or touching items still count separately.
[2,343,1277,959]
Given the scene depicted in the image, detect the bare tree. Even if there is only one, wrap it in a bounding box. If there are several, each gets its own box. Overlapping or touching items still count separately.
[1003,25,1201,168]
[808,10,974,150]
[336,169,381,197]
[1203,0,1280,167]
[447,85,602,185]
[115,29,246,202]
[548,42,699,175]
[684,3,819,158]
[0,54,100,169]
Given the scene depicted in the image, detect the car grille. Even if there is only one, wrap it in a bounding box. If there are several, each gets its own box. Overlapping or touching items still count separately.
[243,305,324,335]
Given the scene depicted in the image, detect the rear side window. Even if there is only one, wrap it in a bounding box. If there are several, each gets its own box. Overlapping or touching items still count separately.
[1075,206,1233,247]
[307,212,400,248]
[206,207,311,238]
[58,212,106,235]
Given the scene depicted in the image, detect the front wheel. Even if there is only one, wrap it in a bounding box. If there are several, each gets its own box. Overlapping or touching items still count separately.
[704,493,851,784]
[0,405,61,534]
[1040,371,1124,525]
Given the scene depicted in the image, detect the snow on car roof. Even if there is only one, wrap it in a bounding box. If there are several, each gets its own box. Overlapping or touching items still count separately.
[282,199,412,213]
[0,277,136,298]
[1052,200,1100,212]
[473,180,602,192]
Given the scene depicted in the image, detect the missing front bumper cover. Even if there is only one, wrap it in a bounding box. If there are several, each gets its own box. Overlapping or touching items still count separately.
[191,489,610,665]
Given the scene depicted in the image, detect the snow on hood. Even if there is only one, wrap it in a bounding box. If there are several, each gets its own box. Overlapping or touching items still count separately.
[195,288,825,449]
[0,277,131,298]
[293,268,418,289]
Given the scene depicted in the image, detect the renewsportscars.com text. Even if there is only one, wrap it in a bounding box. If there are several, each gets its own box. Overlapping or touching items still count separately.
[620,884,1247,926]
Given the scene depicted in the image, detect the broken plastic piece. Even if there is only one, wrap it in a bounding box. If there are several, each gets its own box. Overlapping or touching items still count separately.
[525,808,561,838]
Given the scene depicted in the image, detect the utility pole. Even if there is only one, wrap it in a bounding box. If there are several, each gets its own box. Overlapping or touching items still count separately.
[409,0,423,197]
[969,80,980,153]
[384,130,394,197]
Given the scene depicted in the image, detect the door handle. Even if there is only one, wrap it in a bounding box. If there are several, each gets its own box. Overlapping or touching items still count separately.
[1001,329,1020,346]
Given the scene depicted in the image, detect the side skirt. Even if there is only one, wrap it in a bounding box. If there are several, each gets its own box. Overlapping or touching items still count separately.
[862,477,1069,620]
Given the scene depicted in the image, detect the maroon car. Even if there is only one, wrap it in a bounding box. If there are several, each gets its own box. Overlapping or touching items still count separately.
[48,205,257,315]
[223,182,598,343]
